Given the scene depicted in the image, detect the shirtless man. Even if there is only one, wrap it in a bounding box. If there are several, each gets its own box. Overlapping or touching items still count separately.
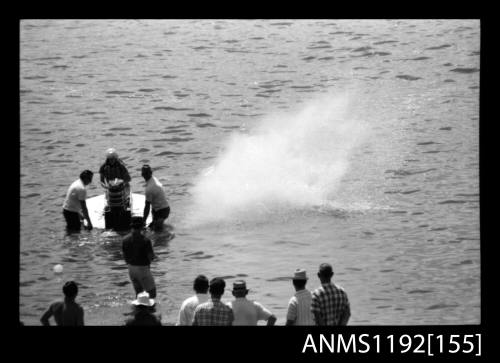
[40,281,84,326]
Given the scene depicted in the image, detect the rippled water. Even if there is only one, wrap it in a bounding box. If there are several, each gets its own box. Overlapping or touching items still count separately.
[20,19,480,325]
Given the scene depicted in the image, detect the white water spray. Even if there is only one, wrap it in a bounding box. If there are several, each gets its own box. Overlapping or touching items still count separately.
[187,93,369,224]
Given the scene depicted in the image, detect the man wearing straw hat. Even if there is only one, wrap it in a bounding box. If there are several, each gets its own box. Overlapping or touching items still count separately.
[227,280,277,326]
[125,291,162,326]
[286,269,315,326]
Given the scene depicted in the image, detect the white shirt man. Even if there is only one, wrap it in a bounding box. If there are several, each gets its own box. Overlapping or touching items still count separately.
[176,275,210,326]
[227,280,277,326]
[141,165,170,231]
[145,176,169,211]
[177,293,209,326]
[286,269,315,326]
[63,179,87,213]
[62,170,93,231]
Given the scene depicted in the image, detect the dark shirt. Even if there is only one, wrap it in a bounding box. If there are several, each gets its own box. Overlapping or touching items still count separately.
[41,299,84,326]
[122,232,154,266]
[125,309,162,326]
[99,159,131,183]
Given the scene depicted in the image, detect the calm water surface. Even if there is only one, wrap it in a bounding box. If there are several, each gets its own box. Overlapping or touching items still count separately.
[20,19,480,325]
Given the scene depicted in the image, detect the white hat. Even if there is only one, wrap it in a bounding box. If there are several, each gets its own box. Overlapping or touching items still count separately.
[106,148,118,159]
[131,291,155,307]
[293,268,308,280]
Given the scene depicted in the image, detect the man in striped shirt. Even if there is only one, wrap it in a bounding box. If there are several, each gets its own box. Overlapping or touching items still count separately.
[192,277,234,326]
[311,263,351,326]
[286,269,315,326]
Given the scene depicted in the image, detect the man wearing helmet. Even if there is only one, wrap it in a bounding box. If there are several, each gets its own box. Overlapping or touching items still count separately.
[99,148,131,184]
[99,148,131,197]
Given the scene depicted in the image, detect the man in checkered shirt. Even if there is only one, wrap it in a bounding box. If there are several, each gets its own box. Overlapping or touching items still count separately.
[192,277,234,326]
[311,263,351,325]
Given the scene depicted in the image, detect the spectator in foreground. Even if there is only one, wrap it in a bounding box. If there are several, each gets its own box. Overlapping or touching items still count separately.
[192,277,233,326]
[311,263,351,326]
[176,274,210,326]
[286,268,315,326]
[40,281,84,326]
[125,291,162,326]
[227,280,276,326]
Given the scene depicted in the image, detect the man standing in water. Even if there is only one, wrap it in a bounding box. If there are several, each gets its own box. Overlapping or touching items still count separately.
[311,263,351,326]
[122,216,157,299]
[62,170,93,232]
[141,164,170,232]
[99,148,131,196]
[40,281,84,326]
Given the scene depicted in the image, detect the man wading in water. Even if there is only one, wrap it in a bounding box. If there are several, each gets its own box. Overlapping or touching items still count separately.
[141,164,170,232]
[122,216,157,299]
[62,170,93,232]
[99,148,131,200]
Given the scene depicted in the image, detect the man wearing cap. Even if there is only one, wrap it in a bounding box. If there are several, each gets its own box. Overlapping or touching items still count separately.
[311,263,351,326]
[125,291,162,326]
[286,269,315,326]
[227,280,277,326]
[62,170,93,232]
[141,164,170,232]
[176,275,209,326]
[99,148,131,193]
[122,216,157,299]
[41,281,84,326]
[192,278,234,326]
